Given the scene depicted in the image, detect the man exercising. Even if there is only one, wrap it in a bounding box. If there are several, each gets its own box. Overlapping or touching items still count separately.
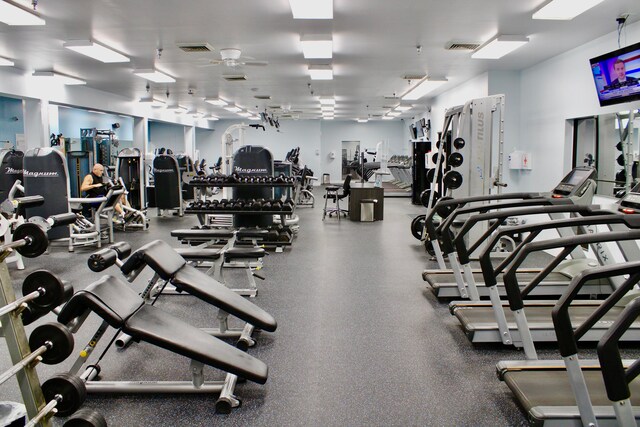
[610,58,638,87]
[80,163,124,218]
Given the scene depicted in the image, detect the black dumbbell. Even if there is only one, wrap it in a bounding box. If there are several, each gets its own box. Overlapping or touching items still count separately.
[448,152,464,168]
[453,137,466,150]
[420,189,440,208]
[443,170,463,189]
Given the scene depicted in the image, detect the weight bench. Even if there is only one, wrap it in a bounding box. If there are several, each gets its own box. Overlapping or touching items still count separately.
[58,274,267,412]
[172,228,270,296]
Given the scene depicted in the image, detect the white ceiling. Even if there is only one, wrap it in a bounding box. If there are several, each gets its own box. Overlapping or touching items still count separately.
[0,0,639,120]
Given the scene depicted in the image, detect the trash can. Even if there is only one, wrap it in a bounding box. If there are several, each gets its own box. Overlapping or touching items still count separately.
[360,199,377,222]
[322,173,331,185]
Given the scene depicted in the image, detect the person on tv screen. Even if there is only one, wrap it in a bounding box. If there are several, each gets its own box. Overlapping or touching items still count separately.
[610,58,638,87]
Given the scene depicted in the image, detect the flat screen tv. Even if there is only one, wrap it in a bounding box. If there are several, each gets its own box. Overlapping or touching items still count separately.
[590,41,640,107]
[415,121,425,138]
[409,124,417,139]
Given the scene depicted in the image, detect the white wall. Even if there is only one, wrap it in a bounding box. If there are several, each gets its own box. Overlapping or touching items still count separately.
[56,106,134,141]
[320,120,405,183]
[517,20,640,192]
[148,121,186,154]
[428,72,489,138]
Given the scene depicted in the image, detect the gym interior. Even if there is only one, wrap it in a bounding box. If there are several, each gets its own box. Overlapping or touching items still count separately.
[1,1,640,426]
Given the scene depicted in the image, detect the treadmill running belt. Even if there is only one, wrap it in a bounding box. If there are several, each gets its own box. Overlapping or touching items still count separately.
[504,369,640,423]
[426,272,571,288]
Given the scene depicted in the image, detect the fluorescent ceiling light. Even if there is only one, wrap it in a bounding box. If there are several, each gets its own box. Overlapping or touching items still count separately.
[319,96,336,105]
[0,1,45,26]
[224,105,242,113]
[323,116,334,120]
[249,116,261,120]
[395,105,412,111]
[167,105,188,113]
[289,0,333,19]
[532,0,605,20]
[356,119,368,123]
[308,64,333,80]
[204,115,219,121]
[301,35,333,59]
[387,112,402,117]
[382,116,394,120]
[401,78,447,101]
[321,106,334,111]
[133,69,175,83]
[205,98,228,106]
[471,35,529,59]
[64,40,129,63]
[31,71,86,85]
[238,112,252,117]
[139,97,165,107]
[0,57,14,66]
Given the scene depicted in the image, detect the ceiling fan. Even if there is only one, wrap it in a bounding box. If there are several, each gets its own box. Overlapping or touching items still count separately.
[199,48,268,67]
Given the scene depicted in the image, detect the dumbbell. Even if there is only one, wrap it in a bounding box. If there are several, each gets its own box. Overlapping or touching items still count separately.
[617,154,626,166]
[87,242,132,272]
[453,137,466,150]
[0,323,74,387]
[262,201,273,211]
[26,369,106,426]
[0,213,77,258]
[275,175,285,183]
[0,270,71,319]
[235,201,245,210]
[272,201,283,210]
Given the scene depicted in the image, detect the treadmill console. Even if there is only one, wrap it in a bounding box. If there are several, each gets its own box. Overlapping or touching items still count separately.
[551,167,597,197]
[618,182,640,214]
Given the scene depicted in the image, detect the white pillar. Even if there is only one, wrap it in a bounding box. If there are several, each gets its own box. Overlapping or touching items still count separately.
[184,125,196,160]
[133,117,149,207]
[22,98,49,152]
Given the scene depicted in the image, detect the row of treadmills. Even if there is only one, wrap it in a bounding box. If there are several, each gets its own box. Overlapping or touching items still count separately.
[421,166,640,426]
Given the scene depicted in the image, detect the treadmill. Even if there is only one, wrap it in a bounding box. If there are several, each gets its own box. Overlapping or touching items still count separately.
[424,167,600,299]
[452,212,640,347]
[499,260,640,426]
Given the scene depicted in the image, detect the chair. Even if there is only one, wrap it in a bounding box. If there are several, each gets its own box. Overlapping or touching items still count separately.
[323,175,351,221]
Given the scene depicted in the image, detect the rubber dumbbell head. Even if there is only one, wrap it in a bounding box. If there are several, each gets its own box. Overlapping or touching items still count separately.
[443,170,463,190]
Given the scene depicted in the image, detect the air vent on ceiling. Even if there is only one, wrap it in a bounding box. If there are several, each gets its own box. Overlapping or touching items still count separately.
[445,41,481,51]
[382,106,396,109]
[254,95,271,100]
[384,96,400,100]
[176,42,215,53]
[223,74,247,81]
[404,74,426,81]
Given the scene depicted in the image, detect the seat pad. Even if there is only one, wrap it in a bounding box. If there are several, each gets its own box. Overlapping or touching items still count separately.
[224,247,266,260]
[125,304,268,384]
[175,247,222,261]
[121,240,186,280]
[236,229,269,239]
[172,264,277,332]
[171,229,235,239]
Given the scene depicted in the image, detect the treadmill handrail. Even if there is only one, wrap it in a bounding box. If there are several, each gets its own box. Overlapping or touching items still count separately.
[454,204,605,265]
[503,226,640,311]
[423,193,545,242]
[478,212,631,289]
[598,297,640,402]
[436,198,572,255]
[552,261,640,358]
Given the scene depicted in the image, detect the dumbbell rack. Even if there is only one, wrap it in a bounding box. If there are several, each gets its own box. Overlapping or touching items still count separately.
[0,255,49,426]
[188,180,296,250]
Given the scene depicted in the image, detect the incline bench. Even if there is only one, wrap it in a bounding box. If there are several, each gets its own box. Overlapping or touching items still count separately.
[58,274,268,412]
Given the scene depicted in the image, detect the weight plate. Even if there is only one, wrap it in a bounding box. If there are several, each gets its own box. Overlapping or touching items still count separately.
[426,168,443,183]
[453,137,466,150]
[435,196,456,218]
[448,152,464,168]
[617,154,626,166]
[443,170,463,190]
[12,222,48,258]
[410,215,426,240]
[616,170,627,183]
[22,270,66,310]
[419,189,440,208]
[616,141,623,152]
[63,408,108,427]
[431,153,439,164]
[29,323,74,365]
[42,373,86,416]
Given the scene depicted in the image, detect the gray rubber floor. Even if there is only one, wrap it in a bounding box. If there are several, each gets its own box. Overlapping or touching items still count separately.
[1,196,637,426]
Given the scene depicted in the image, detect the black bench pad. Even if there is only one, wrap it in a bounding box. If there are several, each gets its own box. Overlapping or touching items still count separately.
[225,247,266,260]
[172,265,277,332]
[171,229,235,240]
[121,240,186,280]
[175,248,222,261]
[125,304,268,384]
[236,229,269,239]
[59,275,268,384]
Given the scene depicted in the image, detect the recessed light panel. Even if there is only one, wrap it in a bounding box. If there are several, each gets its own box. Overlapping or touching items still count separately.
[133,69,176,83]
[289,0,333,19]
[471,35,529,59]
[0,1,45,25]
[301,35,333,59]
[532,0,605,20]
[401,78,447,100]
[64,40,129,63]
[309,64,333,80]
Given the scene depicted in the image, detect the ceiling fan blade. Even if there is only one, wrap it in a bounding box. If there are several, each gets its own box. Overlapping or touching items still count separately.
[243,61,268,66]
[197,63,221,68]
